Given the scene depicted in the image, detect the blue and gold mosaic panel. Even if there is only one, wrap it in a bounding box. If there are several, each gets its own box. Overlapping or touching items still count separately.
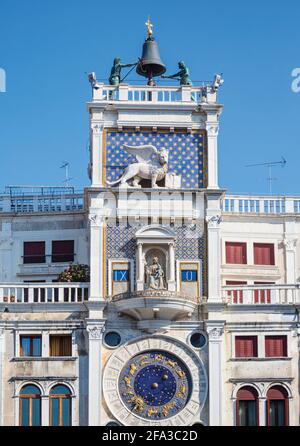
[105,131,205,188]
[106,224,206,296]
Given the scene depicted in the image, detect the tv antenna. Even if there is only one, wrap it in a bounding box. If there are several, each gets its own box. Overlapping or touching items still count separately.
[60,162,74,187]
[245,157,287,194]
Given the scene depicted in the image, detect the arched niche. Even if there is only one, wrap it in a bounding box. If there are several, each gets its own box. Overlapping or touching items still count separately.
[135,225,176,292]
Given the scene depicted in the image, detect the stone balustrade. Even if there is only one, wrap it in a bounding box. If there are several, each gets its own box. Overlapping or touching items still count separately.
[222,195,300,215]
[222,284,300,305]
[92,83,215,104]
[0,283,89,304]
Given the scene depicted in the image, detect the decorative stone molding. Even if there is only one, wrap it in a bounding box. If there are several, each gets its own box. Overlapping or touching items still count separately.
[206,125,219,137]
[92,123,103,134]
[205,215,222,228]
[283,238,297,251]
[87,325,105,340]
[207,327,224,340]
[0,238,14,248]
[89,214,103,227]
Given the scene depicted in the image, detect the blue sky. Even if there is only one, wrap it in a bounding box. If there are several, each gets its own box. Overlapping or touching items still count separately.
[0,0,299,195]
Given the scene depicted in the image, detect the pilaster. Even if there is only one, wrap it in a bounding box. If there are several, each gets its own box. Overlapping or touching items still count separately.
[206,194,222,302]
[89,214,105,301]
[90,122,104,187]
[206,322,225,426]
[0,328,4,426]
[86,320,106,426]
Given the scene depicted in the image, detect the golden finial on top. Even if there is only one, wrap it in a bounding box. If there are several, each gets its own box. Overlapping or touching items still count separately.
[145,17,153,38]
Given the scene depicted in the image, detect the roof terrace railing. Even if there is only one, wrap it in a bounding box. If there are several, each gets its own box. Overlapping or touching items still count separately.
[91,83,217,104]
[222,195,300,215]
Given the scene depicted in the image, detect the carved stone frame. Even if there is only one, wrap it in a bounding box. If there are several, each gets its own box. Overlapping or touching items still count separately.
[102,335,207,426]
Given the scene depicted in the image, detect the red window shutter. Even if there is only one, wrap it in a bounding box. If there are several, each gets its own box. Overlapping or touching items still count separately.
[265,336,287,357]
[226,281,247,304]
[235,336,257,357]
[23,241,45,264]
[267,386,288,399]
[254,243,275,265]
[254,282,274,304]
[52,240,74,262]
[226,242,247,264]
[237,386,258,400]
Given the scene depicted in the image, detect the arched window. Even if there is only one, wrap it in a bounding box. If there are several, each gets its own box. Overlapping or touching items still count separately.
[267,386,289,426]
[236,386,258,426]
[20,384,41,426]
[50,385,72,426]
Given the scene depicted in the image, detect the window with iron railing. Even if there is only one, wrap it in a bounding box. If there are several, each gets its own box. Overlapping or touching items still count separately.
[51,241,74,263]
[23,241,46,264]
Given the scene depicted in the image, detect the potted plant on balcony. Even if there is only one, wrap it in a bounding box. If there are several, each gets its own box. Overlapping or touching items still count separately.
[57,263,90,283]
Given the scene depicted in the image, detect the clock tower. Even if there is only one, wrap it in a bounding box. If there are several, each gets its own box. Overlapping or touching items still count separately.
[85,22,224,426]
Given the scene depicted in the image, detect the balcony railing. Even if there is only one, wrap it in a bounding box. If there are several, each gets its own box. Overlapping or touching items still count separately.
[0,283,89,304]
[222,195,300,215]
[0,192,84,213]
[91,84,217,105]
[222,284,300,305]
[110,289,199,303]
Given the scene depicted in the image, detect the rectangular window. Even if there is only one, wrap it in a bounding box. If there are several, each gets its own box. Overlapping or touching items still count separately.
[253,243,275,265]
[20,336,42,357]
[265,336,287,357]
[23,242,45,264]
[181,270,198,282]
[225,242,247,264]
[113,270,129,281]
[50,335,72,357]
[52,241,74,263]
[235,336,258,358]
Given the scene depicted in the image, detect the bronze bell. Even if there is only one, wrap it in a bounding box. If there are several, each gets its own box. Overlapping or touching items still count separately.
[136,37,166,86]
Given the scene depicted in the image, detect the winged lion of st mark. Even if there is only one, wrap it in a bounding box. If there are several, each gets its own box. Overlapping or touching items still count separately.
[106,144,174,188]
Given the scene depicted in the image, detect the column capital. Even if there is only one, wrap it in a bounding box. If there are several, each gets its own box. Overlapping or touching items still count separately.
[283,238,297,251]
[206,322,225,340]
[91,123,104,134]
[206,124,219,137]
[89,214,104,227]
[206,214,222,228]
[86,321,106,340]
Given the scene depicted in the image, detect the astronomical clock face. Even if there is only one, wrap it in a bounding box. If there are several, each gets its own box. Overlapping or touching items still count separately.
[118,351,192,420]
[103,337,207,426]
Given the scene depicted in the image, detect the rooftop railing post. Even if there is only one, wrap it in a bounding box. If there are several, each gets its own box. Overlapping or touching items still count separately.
[3,196,11,212]
[93,83,104,100]
[181,85,191,102]
[285,197,294,214]
[119,84,129,101]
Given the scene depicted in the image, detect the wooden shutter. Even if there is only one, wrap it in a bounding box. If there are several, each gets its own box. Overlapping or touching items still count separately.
[225,242,247,264]
[235,336,257,357]
[226,281,247,304]
[52,241,74,262]
[254,243,275,265]
[265,336,287,357]
[254,281,274,304]
[24,242,45,264]
[237,386,258,400]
